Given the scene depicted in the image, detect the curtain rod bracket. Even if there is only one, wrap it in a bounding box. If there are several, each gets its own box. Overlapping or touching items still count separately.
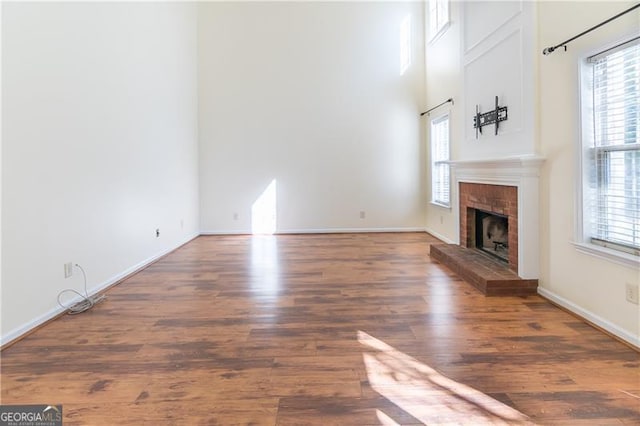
[543,45,567,55]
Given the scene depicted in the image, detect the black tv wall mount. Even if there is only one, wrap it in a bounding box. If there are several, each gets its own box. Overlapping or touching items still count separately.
[473,96,508,139]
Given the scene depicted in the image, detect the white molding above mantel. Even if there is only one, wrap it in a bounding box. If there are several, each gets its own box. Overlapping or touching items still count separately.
[450,155,545,279]
[448,156,545,180]
[448,155,545,169]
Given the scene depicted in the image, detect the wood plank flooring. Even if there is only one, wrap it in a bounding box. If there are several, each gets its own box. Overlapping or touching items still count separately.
[1,233,639,425]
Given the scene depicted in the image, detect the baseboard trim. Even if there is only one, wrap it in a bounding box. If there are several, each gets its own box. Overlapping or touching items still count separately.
[0,233,199,349]
[424,227,456,244]
[278,227,426,234]
[537,287,640,350]
[199,230,251,235]
[201,227,426,235]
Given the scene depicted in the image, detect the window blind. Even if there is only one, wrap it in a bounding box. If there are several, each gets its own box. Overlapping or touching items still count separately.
[431,115,450,207]
[589,40,640,254]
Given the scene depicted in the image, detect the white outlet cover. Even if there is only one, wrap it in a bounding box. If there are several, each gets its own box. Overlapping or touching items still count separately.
[625,283,639,304]
[64,263,73,278]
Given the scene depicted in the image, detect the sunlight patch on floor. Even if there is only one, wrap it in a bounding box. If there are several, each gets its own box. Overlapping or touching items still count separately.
[358,330,536,425]
[376,409,401,425]
[250,235,280,294]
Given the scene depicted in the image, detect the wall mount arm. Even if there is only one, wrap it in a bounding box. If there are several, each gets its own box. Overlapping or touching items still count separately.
[473,96,508,139]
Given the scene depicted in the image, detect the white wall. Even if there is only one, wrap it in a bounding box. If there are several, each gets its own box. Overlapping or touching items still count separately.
[1,2,200,344]
[198,2,426,233]
[0,3,4,337]
[537,1,640,345]
[424,0,462,243]
[460,1,536,159]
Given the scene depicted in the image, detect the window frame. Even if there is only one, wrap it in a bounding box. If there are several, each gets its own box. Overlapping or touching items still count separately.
[575,34,640,268]
[428,0,450,44]
[430,112,451,209]
[400,14,412,75]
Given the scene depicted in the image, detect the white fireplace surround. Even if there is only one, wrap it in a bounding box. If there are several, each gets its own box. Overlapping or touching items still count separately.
[448,156,545,279]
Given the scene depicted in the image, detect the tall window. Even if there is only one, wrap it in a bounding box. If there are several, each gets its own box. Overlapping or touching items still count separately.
[581,38,639,257]
[400,15,411,75]
[428,0,449,42]
[431,114,450,207]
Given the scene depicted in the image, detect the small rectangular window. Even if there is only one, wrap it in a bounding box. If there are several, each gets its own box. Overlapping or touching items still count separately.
[580,37,640,258]
[431,114,450,207]
[428,0,450,42]
[400,15,411,75]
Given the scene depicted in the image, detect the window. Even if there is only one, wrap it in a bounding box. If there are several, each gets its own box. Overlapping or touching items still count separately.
[431,114,450,207]
[580,37,640,260]
[428,0,449,42]
[400,15,411,75]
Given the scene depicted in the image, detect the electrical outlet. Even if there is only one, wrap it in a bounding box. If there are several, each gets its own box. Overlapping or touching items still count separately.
[360,211,366,219]
[64,262,73,278]
[233,212,239,221]
[625,282,639,304]
[156,228,160,238]
[180,219,184,229]
[440,215,444,224]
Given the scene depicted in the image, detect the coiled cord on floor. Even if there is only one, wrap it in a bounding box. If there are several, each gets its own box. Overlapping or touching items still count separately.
[57,264,106,314]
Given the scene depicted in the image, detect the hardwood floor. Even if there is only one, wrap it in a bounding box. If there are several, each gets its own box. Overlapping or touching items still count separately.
[1,233,639,425]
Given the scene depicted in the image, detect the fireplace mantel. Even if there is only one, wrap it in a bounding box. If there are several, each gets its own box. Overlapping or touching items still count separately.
[448,155,545,181]
[449,155,545,279]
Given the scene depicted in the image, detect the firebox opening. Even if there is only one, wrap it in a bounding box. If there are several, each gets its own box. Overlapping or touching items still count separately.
[475,209,509,263]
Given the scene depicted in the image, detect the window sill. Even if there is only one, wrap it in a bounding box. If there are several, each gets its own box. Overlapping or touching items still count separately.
[572,241,640,270]
[430,201,451,209]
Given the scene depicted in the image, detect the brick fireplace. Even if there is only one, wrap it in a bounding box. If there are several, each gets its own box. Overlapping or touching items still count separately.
[429,156,544,296]
[460,182,518,272]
